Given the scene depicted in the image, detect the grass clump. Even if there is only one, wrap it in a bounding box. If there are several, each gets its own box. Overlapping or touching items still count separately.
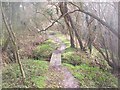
[31,76,46,88]
[63,63,118,88]
[62,47,82,66]
[33,39,56,60]
[2,59,49,88]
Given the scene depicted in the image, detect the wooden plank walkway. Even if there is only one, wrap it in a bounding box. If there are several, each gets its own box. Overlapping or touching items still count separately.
[50,43,66,66]
[48,33,79,88]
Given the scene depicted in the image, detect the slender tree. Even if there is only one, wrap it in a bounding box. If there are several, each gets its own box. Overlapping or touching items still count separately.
[1,4,26,84]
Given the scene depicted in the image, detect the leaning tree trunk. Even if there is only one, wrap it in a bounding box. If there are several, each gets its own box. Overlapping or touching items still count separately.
[1,6,26,83]
[69,2,119,40]
[93,42,120,71]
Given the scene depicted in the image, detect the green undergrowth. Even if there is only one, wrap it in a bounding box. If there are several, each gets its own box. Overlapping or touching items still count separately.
[2,59,49,88]
[62,46,111,71]
[32,32,70,60]
[63,63,118,88]
[62,47,82,66]
[55,33,70,48]
[3,31,117,88]
[91,47,111,70]
[61,47,91,66]
[33,39,57,60]
[62,46,116,88]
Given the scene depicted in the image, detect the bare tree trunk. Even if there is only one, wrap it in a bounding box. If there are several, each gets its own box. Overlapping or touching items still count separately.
[59,2,84,49]
[93,42,120,71]
[100,25,109,62]
[59,2,75,48]
[64,16,75,48]
[93,43,112,67]
[69,17,84,50]
[1,6,26,83]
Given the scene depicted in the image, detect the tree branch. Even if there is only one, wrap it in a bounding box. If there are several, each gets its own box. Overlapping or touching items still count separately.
[41,2,119,40]
[40,9,80,32]
[69,2,119,39]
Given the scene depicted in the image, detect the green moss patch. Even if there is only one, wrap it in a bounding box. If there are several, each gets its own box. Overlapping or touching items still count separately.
[33,39,57,60]
[62,47,82,66]
[31,76,46,88]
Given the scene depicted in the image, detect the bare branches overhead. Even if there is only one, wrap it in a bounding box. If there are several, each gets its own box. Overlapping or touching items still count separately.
[69,2,119,39]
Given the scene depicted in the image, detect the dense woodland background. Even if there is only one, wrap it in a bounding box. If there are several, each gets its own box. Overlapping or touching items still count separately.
[1,2,119,88]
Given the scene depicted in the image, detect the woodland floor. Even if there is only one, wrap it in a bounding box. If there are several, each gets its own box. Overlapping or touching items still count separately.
[2,31,118,88]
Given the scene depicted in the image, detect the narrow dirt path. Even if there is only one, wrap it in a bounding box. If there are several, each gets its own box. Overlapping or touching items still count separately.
[46,33,79,88]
